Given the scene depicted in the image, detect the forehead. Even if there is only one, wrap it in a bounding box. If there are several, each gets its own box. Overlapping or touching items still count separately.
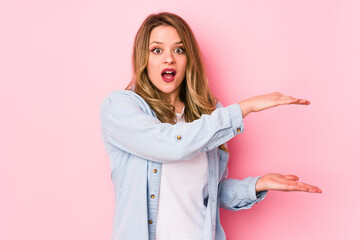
[149,25,182,44]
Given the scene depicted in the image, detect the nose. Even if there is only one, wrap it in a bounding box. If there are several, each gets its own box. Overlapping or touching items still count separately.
[163,51,175,64]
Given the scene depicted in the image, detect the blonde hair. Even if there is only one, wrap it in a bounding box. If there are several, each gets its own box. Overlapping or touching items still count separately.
[126,12,228,151]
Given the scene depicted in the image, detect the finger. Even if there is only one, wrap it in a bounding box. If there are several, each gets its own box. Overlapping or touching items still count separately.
[276,180,321,192]
[301,186,322,193]
[296,182,322,193]
[277,98,310,106]
[288,98,310,105]
[283,175,299,181]
[308,187,322,193]
[297,99,310,105]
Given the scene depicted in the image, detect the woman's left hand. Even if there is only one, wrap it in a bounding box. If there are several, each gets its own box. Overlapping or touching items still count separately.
[255,173,322,193]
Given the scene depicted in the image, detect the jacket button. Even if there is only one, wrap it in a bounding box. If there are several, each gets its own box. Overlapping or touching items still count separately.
[153,169,158,173]
[236,127,241,133]
[148,220,153,224]
[151,194,155,199]
[177,135,182,140]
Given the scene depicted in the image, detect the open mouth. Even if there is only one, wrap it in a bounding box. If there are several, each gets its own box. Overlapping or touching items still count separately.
[161,68,176,82]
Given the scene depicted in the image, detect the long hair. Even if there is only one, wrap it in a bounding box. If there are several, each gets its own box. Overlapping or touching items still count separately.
[126,12,228,151]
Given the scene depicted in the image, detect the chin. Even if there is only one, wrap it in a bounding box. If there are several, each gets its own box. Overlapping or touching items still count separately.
[159,88,176,94]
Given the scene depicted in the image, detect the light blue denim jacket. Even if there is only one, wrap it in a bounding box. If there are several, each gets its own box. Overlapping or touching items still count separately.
[100,90,267,240]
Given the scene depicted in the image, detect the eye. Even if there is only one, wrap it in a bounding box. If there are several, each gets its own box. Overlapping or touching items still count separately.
[151,48,162,54]
[174,47,185,54]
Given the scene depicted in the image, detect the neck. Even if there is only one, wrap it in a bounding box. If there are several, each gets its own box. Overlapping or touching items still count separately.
[162,93,184,114]
[163,91,182,107]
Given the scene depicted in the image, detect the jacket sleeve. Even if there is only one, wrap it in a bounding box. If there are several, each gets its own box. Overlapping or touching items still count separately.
[219,173,268,211]
[100,90,244,163]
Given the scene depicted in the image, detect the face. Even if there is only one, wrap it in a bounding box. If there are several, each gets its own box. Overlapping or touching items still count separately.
[147,25,187,103]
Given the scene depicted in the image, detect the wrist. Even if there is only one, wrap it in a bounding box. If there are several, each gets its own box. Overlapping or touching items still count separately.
[238,100,252,118]
[255,176,265,192]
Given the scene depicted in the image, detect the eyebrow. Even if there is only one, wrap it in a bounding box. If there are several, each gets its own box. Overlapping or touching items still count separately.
[149,41,183,45]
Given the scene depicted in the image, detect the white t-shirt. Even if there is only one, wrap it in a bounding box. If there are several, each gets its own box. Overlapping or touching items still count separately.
[155,109,209,240]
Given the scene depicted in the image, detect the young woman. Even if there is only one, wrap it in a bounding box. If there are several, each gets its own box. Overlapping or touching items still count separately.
[100,12,322,240]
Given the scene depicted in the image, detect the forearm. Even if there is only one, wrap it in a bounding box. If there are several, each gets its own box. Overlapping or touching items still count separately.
[238,101,252,119]
[219,177,267,211]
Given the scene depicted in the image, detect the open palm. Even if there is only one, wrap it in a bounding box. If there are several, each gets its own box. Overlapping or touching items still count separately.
[255,173,322,193]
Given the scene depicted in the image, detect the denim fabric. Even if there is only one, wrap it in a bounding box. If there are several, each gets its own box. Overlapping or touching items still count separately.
[100,90,267,240]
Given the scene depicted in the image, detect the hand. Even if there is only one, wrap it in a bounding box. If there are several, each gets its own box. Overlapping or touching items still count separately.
[255,173,322,193]
[238,92,310,118]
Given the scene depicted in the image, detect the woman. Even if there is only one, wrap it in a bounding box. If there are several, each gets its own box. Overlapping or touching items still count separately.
[100,12,321,240]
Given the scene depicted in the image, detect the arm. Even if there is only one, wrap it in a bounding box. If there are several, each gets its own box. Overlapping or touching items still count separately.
[100,90,310,163]
[100,90,244,163]
[219,175,268,211]
[218,173,322,211]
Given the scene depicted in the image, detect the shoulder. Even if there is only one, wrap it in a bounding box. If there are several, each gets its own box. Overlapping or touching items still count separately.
[101,89,146,108]
[100,89,154,116]
[215,99,224,109]
[102,89,142,104]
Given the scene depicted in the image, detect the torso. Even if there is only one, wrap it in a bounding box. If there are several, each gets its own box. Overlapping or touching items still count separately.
[155,108,209,240]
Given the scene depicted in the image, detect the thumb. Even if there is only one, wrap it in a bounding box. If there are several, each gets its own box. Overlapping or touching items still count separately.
[283,174,299,181]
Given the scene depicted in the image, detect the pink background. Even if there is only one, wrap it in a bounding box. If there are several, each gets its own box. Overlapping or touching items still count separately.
[1,0,359,239]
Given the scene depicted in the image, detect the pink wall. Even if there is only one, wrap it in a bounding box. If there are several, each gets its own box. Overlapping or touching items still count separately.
[1,0,359,239]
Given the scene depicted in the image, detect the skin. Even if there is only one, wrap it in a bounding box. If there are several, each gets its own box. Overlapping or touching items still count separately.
[147,25,187,114]
[238,92,311,119]
[255,173,322,193]
[146,26,322,194]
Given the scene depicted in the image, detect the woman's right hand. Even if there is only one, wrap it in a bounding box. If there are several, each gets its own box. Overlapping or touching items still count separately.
[238,92,310,118]
[255,173,322,193]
